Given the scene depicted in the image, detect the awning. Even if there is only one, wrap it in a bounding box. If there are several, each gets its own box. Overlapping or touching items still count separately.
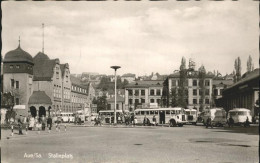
[13,105,26,110]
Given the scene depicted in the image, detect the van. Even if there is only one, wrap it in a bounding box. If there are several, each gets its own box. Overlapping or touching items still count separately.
[201,108,226,127]
[227,108,252,125]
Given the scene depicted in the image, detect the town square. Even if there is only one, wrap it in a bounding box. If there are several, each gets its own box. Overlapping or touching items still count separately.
[1,1,259,163]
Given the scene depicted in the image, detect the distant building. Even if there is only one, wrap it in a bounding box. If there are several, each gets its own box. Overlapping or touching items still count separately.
[124,80,164,111]
[166,69,214,111]
[212,79,233,106]
[121,73,136,83]
[107,95,125,111]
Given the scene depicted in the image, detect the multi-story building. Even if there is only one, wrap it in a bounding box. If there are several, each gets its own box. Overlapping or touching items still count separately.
[2,40,93,118]
[70,75,91,113]
[212,78,233,107]
[2,43,34,116]
[107,95,125,111]
[166,69,214,111]
[124,80,164,111]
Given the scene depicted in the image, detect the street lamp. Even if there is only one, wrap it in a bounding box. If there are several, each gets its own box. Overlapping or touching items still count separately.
[111,66,121,124]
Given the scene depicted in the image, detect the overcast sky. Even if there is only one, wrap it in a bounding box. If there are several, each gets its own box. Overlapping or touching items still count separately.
[2,1,258,76]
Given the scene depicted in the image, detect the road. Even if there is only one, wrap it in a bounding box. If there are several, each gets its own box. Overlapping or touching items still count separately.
[1,124,259,163]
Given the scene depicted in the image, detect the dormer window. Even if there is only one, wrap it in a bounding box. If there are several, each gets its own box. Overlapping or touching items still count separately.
[16,65,20,69]
[10,65,14,69]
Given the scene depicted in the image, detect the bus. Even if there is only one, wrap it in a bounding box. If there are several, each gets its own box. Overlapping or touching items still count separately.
[227,108,252,125]
[134,107,187,127]
[76,110,85,123]
[60,112,75,123]
[184,108,198,125]
[200,108,226,127]
[98,110,129,123]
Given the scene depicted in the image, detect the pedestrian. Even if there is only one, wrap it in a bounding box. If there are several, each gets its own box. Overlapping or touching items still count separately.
[152,115,157,126]
[18,115,23,135]
[47,116,52,130]
[134,117,137,127]
[245,117,250,128]
[143,115,148,126]
[42,115,46,131]
[228,116,234,128]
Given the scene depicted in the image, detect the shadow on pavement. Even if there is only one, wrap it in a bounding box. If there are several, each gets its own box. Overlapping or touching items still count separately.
[211,126,259,135]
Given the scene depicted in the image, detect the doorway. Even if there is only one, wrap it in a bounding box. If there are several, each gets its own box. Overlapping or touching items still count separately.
[159,111,165,124]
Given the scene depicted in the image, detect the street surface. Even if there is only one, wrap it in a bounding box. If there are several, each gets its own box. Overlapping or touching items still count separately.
[1,124,259,163]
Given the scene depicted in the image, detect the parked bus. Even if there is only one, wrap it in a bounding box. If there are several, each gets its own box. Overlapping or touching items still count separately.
[98,110,129,123]
[75,110,85,123]
[184,108,198,125]
[60,112,75,123]
[227,108,252,125]
[134,107,187,127]
[200,108,226,127]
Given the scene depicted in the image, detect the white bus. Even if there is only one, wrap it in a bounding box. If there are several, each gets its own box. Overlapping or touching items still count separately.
[60,112,75,123]
[200,108,226,127]
[184,108,198,125]
[134,107,187,127]
[98,110,129,123]
[227,108,252,125]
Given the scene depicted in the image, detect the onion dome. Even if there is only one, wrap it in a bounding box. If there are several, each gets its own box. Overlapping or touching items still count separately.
[4,44,33,63]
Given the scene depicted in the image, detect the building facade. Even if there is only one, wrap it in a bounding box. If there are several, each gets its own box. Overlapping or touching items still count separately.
[167,70,214,111]
[124,80,164,111]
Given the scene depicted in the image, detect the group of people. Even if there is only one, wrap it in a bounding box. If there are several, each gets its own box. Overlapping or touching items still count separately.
[16,115,54,135]
[143,115,157,126]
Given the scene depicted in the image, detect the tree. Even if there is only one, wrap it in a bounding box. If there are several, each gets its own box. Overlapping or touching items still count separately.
[95,95,107,112]
[171,88,178,107]
[247,55,253,72]
[198,65,206,111]
[234,57,242,82]
[178,57,188,108]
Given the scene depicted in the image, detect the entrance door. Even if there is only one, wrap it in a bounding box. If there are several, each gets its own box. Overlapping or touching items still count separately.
[39,106,46,118]
[159,111,165,124]
[30,106,37,118]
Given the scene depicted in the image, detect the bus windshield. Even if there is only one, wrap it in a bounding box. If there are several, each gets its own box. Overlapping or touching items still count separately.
[238,111,247,115]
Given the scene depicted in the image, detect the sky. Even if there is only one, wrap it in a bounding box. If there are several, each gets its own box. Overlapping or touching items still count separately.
[2,1,258,76]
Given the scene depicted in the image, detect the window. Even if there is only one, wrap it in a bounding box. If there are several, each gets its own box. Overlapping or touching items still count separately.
[193,99,197,104]
[116,104,119,110]
[141,98,145,104]
[193,80,197,86]
[193,89,197,96]
[199,89,202,96]
[157,99,160,105]
[150,99,155,103]
[16,81,19,89]
[220,89,223,95]
[141,90,145,96]
[56,72,59,79]
[156,89,161,95]
[129,90,133,96]
[11,79,15,87]
[10,65,14,69]
[135,99,139,104]
[15,98,19,105]
[129,99,133,105]
[205,89,210,95]
[205,80,210,86]
[16,65,20,69]
[205,99,210,104]
[135,90,139,96]
[166,110,170,115]
[172,80,176,86]
[150,89,155,95]
[214,89,218,96]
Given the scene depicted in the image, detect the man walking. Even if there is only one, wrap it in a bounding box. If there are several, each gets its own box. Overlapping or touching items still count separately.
[18,115,23,135]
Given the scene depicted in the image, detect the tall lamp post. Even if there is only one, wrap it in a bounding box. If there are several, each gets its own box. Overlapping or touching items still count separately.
[111,66,121,124]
